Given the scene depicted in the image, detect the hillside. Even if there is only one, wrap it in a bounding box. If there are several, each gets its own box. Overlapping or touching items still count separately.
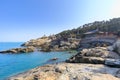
[57,17,120,38]
[22,17,120,51]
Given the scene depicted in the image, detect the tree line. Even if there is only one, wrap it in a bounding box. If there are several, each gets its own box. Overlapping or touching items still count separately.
[56,17,120,39]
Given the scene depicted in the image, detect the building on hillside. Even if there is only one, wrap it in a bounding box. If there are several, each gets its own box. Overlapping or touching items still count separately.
[83,29,116,38]
[80,29,117,44]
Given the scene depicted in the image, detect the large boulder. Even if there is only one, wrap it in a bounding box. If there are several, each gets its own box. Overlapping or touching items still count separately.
[0,47,34,53]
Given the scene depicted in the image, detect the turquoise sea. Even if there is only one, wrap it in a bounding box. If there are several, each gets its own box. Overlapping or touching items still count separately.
[0,42,74,80]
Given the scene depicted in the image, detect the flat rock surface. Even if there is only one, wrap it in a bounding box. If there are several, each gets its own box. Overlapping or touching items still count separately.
[8,63,120,80]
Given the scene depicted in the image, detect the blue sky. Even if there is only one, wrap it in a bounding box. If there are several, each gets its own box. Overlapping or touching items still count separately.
[0,0,120,42]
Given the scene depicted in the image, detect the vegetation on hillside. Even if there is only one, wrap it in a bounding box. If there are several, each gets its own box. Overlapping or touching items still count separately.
[56,17,120,38]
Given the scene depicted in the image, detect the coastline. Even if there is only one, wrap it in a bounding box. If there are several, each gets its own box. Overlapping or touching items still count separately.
[2,18,120,80]
[8,62,120,80]
[7,45,120,80]
[0,42,75,80]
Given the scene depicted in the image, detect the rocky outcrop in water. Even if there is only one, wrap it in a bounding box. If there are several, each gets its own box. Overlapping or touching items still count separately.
[0,47,34,53]
[21,35,80,52]
[8,63,120,80]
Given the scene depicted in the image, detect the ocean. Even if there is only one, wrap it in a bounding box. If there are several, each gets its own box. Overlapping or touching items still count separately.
[0,42,74,80]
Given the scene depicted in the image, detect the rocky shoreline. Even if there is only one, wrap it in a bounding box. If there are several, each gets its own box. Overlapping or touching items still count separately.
[8,45,120,80]
[8,63,120,80]
[21,36,80,52]
[66,47,120,67]
[0,47,34,53]
[2,33,120,80]
[0,36,80,53]
[0,34,115,53]
[2,17,120,80]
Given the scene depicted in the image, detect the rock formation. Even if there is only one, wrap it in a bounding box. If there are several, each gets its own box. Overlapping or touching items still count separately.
[21,35,80,52]
[21,36,52,47]
[8,63,120,80]
[66,47,120,67]
[0,47,34,53]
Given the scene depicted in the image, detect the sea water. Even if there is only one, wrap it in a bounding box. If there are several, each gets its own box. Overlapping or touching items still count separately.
[0,42,74,80]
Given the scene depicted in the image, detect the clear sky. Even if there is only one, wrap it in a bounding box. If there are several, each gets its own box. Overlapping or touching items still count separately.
[0,0,120,42]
